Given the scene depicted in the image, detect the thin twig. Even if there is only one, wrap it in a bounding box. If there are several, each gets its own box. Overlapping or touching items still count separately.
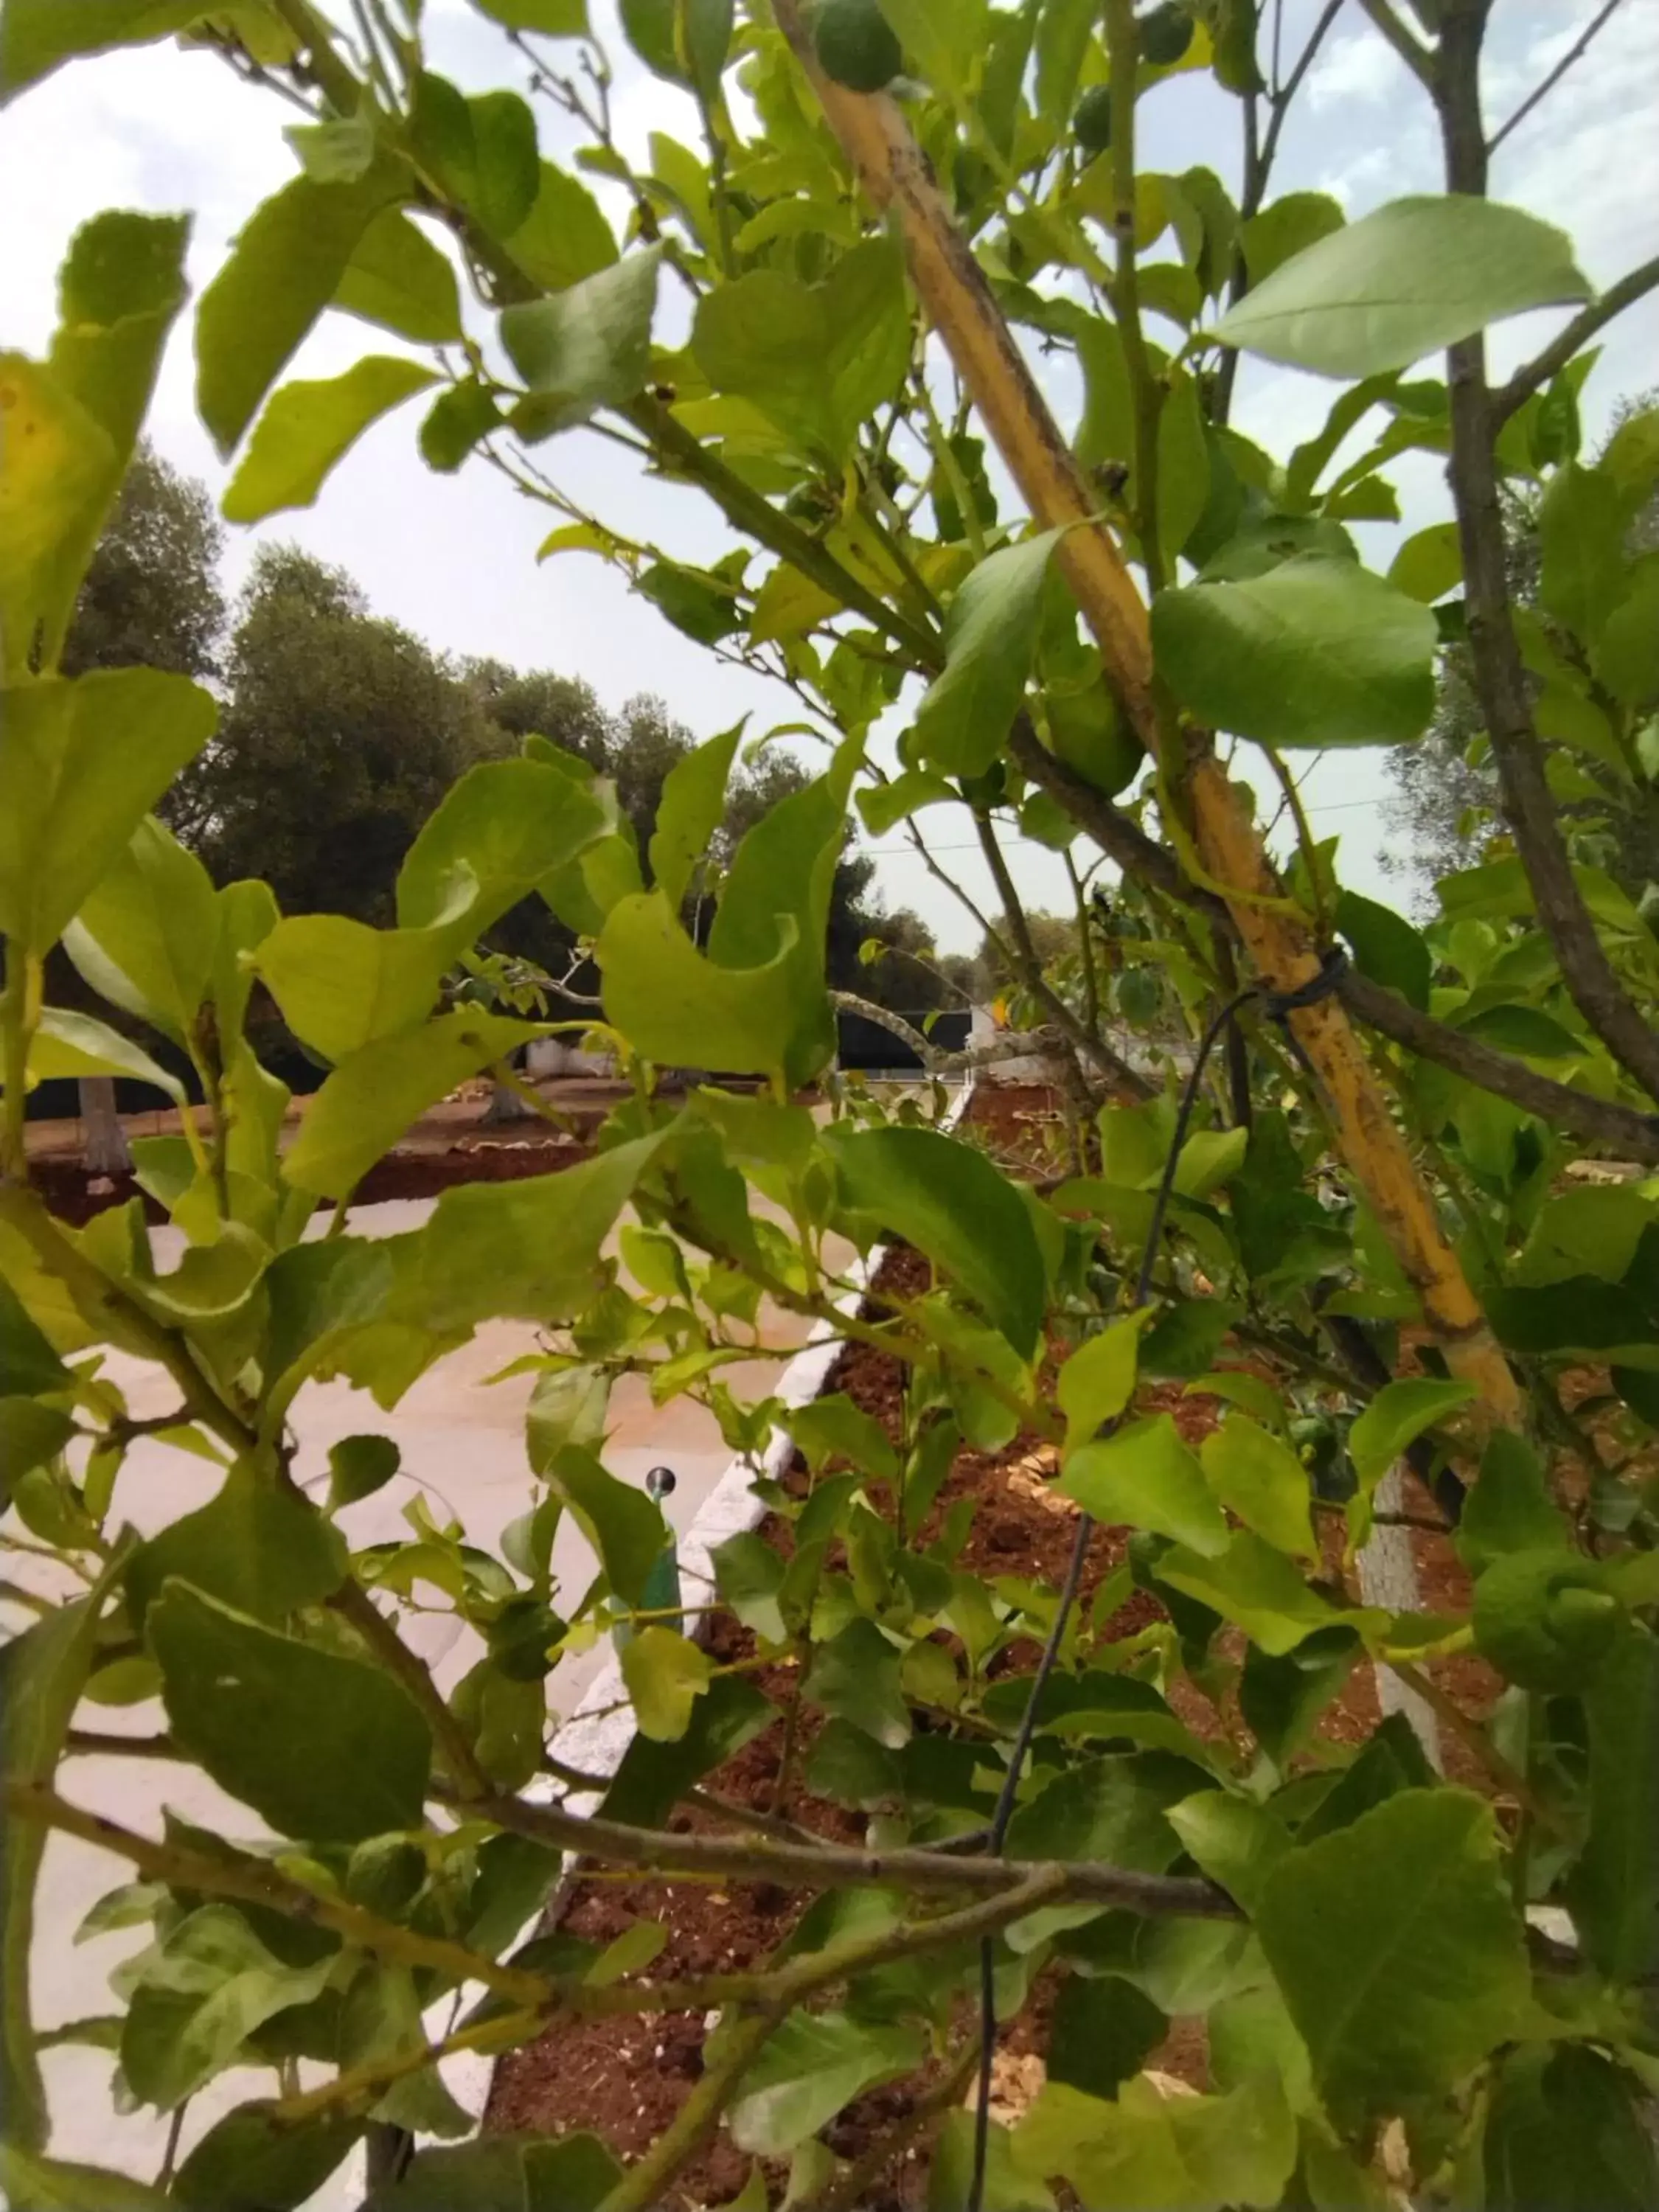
[1490,254,1659,428]
[1488,0,1626,153]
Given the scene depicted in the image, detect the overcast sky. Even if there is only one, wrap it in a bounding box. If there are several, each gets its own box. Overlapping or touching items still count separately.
[4,0,1655,950]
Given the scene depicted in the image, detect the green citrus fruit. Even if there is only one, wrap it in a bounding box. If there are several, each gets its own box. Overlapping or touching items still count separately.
[1073,83,1114,159]
[1046,684,1141,798]
[1139,2,1194,68]
[813,0,902,93]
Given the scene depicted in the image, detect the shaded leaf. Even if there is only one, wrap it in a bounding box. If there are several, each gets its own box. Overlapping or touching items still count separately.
[1256,1789,1528,2124]
[804,1618,911,1748]
[197,164,403,456]
[911,531,1066,777]
[730,2010,924,2154]
[1151,555,1437,748]
[126,1465,346,1626]
[501,250,661,437]
[824,1123,1047,1356]
[150,1583,431,1842]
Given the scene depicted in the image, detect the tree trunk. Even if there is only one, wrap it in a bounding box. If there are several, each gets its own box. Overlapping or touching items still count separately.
[79,1076,132,1175]
[481,1081,538,1124]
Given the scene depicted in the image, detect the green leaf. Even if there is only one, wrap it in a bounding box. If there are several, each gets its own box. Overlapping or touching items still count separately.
[420,380,504,471]
[648,720,745,908]
[1239,1630,1358,1764]
[1240,192,1344,287]
[1155,1530,1349,1655]
[804,1618,911,1747]
[824,1122,1046,1356]
[120,1905,336,2110]
[1537,461,1628,647]
[711,1530,788,1644]
[1012,2075,1296,2211]
[196,163,403,456]
[620,1626,712,1741]
[382,1133,663,1339]
[511,160,619,294]
[329,1434,402,1509]
[0,2147,172,2210]
[599,888,801,1080]
[0,0,208,97]
[500,249,661,437]
[366,2132,621,2211]
[332,209,462,344]
[932,2109,1055,2212]
[1060,1415,1231,1556]
[1006,1752,1205,1880]
[1256,1789,1528,2124]
[601,1674,772,1827]
[1334,888,1431,1010]
[254,898,473,1064]
[730,2010,925,2154]
[285,1009,546,1197]
[5,1409,88,1518]
[788,1391,900,1484]
[28,1007,184,1105]
[410,74,540,239]
[127,1464,346,1626]
[1456,1430,1570,1576]
[1484,2045,1659,2212]
[542,1444,667,1607]
[0,669,216,953]
[911,530,1066,777]
[223,356,437,522]
[1566,1623,1659,1983]
[1387,520,1463,605]
[7,212,191,673]
[1349,1377,1474,1493]
[64,815,218,1041]
[2,1559,123,2151]
[1151,554,1437,748]
[1214,195,1591,379]
[602,741,856,1088]
[471,0,588,32]
[637,557,743,644]
[1165,1790,1291,1910]
[149,1582,431,1842]
[172,2102,360,2212]
[1034,0,1095,129]
[0,1275,70,1397]
[399,754,611,940]
[1047,1975,1167,2101]
[1596,558,1659,708]
[1200,1415,1315,1560]
[692,240,911,465]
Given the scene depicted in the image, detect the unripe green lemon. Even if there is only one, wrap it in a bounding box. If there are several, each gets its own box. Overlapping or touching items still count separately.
[1073,83,1113,158]
[813,0,902,93]
[1139,2,1194,67]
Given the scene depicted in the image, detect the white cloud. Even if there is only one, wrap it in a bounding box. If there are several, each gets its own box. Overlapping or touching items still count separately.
[1306,29,1408,110]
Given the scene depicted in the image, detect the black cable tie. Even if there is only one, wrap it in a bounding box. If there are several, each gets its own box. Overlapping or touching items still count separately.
[1259,943,1350,1023]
